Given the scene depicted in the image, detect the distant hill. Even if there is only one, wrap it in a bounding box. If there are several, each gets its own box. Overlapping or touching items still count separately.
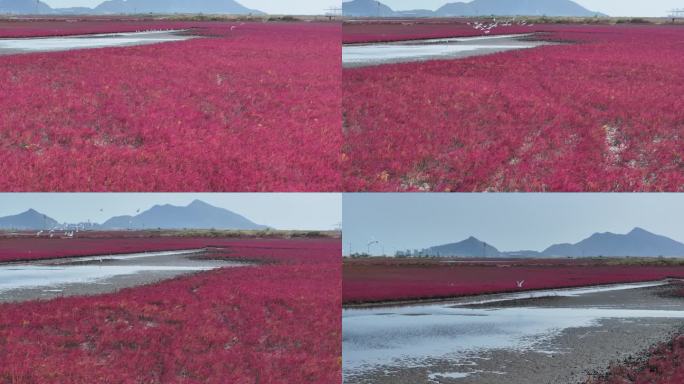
[343,0,605,17]
[0,201,266,231]
[0,209,59,230]
[543,228,684,257]
[0,0,262,15]
[93,0,262,15]
[425,236,501,257]
[343,0,397,17]
[0,0,52,14]
[436,0,603,17]
[417,228,684,258]
[101,200,267,230]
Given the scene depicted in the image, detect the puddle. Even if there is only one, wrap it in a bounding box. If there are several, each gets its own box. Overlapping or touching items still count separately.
[0,30,195,55]
[343,281,684,380]
[342,34,548,67]
[429,372,471,380]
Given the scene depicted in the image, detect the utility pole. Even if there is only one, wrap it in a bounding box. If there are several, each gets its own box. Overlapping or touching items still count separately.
[325,6,342,21]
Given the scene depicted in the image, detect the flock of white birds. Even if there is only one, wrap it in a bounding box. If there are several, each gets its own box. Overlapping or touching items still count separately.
[467,18,535,34]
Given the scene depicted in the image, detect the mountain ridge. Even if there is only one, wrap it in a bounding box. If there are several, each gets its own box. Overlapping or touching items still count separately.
[418,228,684,258]
[0,200,267,231]
[0,209,60,230]
[343,0,606,17]
[0,0,262,15]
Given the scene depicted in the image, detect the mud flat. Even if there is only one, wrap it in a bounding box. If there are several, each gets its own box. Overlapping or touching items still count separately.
[343,281,684,384]
[0,30,195,55]
[342,34,552,68]
[0,249,246,302]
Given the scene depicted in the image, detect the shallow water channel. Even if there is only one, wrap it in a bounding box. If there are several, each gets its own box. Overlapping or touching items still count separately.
[342,34,549,68]
[0,30,194,55]
[0,249,243,302]
[343,281,684,383]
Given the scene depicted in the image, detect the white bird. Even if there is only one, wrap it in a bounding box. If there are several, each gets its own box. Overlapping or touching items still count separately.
[516,280,525,288]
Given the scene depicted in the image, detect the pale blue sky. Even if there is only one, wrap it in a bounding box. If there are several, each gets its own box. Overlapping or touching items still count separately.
[0,193,341,230]
[42,0,341,15]
[343,194,684,256]
[351,0,682,17]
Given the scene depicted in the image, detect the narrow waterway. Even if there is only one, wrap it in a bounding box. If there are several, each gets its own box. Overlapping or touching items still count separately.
[0,249,244,302]
[343,281,684,384]
[0,30,195,55]
[342,34,550,68]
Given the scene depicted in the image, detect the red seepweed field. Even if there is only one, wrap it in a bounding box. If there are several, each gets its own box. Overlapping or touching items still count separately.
[0,18,341,192]
[589,334,684,384]
[587,283,684,384]
[0,234,341,383]
[343,258,684,304]
[343,22,684,191]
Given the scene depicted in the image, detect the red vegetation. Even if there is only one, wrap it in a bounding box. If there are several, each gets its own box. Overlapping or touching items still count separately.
[0,21,341,191]
[587,282,684,384]
[588,335,684,384]
[0,238,341,383]
[0,233,260,263]
[343,258,684,304]
[343,24,684,191]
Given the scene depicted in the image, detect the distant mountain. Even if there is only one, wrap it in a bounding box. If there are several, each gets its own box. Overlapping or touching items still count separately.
[425,236,501,257]
[343,0,605,17]
[93,0,261,15]
[343,0,396,17]
[0,209,59,230]
[543,228,684,257]
[417,228,684,258]
[101,200,267,230]
[0,0,262,15]
[436,0,603,17]
[0,0,52,14]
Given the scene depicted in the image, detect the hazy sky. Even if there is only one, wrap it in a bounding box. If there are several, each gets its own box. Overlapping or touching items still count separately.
[369,0,681,17]
[0,193,341,230]
[42,0,341,15]
[343,194,684,256]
